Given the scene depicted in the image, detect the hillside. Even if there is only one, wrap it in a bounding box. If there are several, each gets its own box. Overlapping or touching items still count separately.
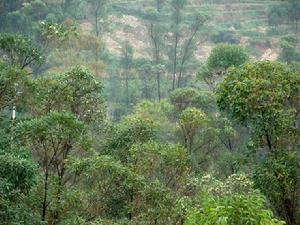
[92,0,283,61]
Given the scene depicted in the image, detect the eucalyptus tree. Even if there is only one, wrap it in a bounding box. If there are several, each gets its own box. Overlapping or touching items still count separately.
[26,66,105,124]
[217,61,300,224]
[168,0,207,89]
[176,12,207,88]
[87,0,109,75]
[286,0,300,32]
[0,63,26,111]
[145,7,166,101]
[169,0,186,90]
[0,33,42,122]
[87,0,109,37]
[120,41,134,110]
[15,112,91,223]
[0,33,43,70]
[17,66,105,223]
[217,61,299,152]
[0,148,38,224]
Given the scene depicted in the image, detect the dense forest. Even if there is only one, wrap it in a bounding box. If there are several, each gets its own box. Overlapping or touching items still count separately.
[0,0,299,224]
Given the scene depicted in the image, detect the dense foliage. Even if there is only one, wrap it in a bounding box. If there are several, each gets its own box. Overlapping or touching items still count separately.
[0,0,299,225]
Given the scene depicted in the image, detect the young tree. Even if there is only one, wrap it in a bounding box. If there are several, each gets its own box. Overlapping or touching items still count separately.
[170,87,216,113]
[207,44,249,71]
[179,107,207,154]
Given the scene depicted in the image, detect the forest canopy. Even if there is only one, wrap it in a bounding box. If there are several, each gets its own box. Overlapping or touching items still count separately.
[0,0,299,225]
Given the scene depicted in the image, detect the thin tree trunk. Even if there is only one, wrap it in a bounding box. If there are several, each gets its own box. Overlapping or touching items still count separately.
[157,71,161,101]
[42,169,49,221]
[125,73,129,109]
[172,34,178,90]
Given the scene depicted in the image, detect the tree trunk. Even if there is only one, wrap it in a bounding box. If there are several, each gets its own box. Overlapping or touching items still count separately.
[125,73,129,109]
[42,169,49,221]
[172,34,178,90]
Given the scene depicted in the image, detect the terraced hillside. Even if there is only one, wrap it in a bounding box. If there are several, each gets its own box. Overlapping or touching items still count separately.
[97,0,283,61]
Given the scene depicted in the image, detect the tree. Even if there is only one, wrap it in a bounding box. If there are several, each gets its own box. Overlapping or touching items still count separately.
[279,35,300,64]
[207,44,248,71]
[286,0,300,32]
[198,44,248,89]
[217,61,300,224]
[15,112,91,222]
[211,29,240,44]
[145,7,166,101]
[168,1,207,89]
[120,41,134,110]
[60,66,105,124]
[217,61,299,152]
[131,100,174,140]
[86,0,109,76]
[88,0,109,37]
[0,0,24,30]
[0,149,39,224]
[104,113,156,162]
[39,21,77,49]
[176,12,207,88]
[129,141,188,189]
[267,0,300,32]
[0,33,42,121]
[185,173,285,225]
[185,195,285,225]
[26,66,105,124]
[253,152,299,225]
[69,154,177,224]
[0,33,43,69]
[0,63,27,111]
[170,87,216,113]
[169,0,186,90]
[179,107,207,154]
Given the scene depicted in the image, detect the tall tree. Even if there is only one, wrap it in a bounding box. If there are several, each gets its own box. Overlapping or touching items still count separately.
[145,7,166,101]
[15,112,91,223]
[176,12,207,88]
[87,0,109,75]
[168,1,207,89]
[217,61,300,224]
[120,41,134,110]
[169,0,186,90]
